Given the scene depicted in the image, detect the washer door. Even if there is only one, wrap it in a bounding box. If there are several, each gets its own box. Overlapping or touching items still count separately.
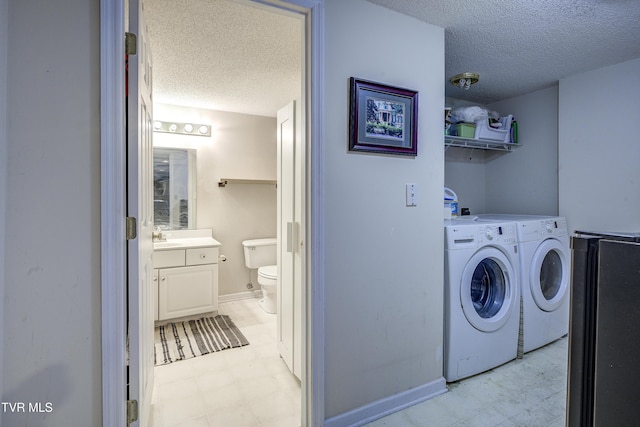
[529,238,570,312]
[460,247,516,332]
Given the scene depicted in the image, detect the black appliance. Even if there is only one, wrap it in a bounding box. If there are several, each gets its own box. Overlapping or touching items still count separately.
[567,231,640,426]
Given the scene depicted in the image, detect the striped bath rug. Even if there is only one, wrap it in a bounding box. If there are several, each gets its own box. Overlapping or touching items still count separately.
[154,314,249,366]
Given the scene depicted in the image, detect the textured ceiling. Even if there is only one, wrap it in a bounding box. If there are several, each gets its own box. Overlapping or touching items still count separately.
[145,0,302,117]
[369,0,640,104]
[145,0,640,116]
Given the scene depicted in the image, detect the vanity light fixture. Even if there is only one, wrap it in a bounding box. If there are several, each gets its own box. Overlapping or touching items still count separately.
[450,72,480,90]
[152,120,212,137]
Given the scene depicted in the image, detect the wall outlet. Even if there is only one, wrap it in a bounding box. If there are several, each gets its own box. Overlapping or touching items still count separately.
[406,183,417,206]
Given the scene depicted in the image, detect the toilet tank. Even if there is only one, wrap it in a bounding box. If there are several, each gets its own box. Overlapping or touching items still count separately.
[242,238,277,268]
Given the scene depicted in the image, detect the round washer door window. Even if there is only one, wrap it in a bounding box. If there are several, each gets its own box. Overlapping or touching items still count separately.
[530,238,570,312]
[460,247,517,332]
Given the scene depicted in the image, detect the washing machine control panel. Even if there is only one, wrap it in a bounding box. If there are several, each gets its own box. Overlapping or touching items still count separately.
[485,228,495,240]
[484,224,517,244]
[545,221,555,233]
[445,222,518,249]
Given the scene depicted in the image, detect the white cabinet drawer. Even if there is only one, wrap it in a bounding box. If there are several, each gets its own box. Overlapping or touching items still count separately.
[154,250,185,268]
[186,247,219,266]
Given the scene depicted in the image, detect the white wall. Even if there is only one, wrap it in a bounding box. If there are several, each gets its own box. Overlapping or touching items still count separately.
[154,104,277,297]
[2,1,102,425]
[0,0,8,414]
[559,58,640,233]
[324,0,445,422]
[486,85,559,214]
[444,147,487,215]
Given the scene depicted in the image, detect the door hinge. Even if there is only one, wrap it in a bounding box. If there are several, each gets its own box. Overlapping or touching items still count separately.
[125,32,137,55]
[126,217,137,240]
[127,399,138,424]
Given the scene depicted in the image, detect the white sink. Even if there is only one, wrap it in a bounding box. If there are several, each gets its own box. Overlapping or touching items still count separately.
[152,229,220,250]
[153,241,185,249]
[153,236,221,250]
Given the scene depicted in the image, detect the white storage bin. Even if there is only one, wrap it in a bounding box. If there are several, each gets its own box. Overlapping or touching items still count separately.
[474,114,513,143]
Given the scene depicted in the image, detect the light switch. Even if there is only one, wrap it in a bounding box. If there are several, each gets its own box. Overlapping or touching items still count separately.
[406,183,417,206]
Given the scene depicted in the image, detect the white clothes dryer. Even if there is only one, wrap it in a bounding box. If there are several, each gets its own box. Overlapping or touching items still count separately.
[478,214,571,353]
[444,218,520,382]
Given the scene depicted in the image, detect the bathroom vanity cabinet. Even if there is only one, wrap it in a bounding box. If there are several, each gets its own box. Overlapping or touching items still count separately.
[153,234,220,321]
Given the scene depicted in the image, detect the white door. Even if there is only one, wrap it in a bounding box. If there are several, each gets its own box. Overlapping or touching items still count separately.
[277,100,302,379]
[127,0,155,424]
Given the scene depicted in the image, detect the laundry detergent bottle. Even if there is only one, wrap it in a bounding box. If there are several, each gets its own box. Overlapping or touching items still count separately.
[444,187,459,218]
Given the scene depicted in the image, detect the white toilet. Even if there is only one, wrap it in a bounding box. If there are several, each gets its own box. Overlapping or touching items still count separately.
[242,238,277,313]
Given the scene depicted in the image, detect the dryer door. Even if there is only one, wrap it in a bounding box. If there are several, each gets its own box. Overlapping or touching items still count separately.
[460,247,517,332]
[529,238,570,312]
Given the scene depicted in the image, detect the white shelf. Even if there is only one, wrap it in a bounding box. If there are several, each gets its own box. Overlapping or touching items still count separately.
[444,135,518,152]
[217,178,277,187]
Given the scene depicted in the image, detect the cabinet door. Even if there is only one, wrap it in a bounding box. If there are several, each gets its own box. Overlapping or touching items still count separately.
[158,264,218,320]
[153,269,159,321]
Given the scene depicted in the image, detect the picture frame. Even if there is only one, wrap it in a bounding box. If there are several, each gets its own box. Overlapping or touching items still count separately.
[348,77,418,156]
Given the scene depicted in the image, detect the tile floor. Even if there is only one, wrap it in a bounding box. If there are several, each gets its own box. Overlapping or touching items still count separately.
[150,298,302,427]
[365,337,568,427]
[151,298,568,427]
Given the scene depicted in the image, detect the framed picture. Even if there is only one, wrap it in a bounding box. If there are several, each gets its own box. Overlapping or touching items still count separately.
[349,77,418,156]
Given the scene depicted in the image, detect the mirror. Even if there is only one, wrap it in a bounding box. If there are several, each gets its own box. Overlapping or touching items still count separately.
[153,148,197,230]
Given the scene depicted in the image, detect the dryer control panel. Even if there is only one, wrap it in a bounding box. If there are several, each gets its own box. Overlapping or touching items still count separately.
[543,217,568,236]
[519,217,568,241]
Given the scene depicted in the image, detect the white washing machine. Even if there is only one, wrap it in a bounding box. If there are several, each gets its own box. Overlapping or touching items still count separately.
[444,218,520,382]
[478,214,571,352]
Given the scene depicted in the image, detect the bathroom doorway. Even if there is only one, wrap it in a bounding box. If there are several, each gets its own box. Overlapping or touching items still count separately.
[145,0,306,425]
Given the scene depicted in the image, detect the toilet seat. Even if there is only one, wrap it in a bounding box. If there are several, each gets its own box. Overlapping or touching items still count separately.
[258,265,277,280]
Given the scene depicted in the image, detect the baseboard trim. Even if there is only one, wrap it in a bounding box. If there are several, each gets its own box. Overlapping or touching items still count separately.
[218,290,261,303]
[324,377,447,427]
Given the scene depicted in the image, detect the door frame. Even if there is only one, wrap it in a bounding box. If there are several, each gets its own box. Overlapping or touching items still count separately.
[99,0,325,426]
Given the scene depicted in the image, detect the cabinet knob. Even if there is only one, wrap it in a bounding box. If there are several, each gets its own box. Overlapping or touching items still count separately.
[200,253,206,259]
